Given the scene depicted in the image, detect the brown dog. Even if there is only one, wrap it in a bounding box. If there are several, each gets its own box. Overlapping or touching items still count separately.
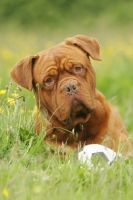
[10,35,132,154]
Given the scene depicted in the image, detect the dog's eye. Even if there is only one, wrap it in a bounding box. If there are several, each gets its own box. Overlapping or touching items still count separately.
[44,77,54,86]
[74,66,83,74]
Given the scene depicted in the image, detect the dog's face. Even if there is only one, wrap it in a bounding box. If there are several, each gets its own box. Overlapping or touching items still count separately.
[10,35,101,130]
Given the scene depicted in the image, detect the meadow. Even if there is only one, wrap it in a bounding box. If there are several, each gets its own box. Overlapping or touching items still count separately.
[0,29,133,200]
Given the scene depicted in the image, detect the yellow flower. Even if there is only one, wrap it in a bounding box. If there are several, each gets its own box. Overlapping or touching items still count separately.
[0,90,6,95]
[0,108,4,113]
[1,48,12,60]
[33,106,38,114]
[2,188,9,197]
[11,93,19,97]
[7,97,15,105]
[29,106,38,115]
[20,109,25,114]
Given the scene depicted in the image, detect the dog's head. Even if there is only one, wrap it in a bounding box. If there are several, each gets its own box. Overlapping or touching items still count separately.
[10,35,101,130]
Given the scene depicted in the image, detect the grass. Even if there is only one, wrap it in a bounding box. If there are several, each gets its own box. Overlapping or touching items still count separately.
[0,29,133,200]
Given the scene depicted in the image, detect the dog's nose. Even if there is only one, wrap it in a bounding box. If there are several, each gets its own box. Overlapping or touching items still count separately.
[63,81,77,94]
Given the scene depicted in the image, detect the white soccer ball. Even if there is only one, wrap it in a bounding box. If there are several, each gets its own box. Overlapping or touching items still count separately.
[78,144,120,168]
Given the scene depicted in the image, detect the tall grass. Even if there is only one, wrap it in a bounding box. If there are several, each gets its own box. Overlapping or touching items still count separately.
[0,30,133,199]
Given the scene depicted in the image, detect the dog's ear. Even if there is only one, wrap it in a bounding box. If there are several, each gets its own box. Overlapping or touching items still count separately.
[10,55,39,91]
[65,35,102,61]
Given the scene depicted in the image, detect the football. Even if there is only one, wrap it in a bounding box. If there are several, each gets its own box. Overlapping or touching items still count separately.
[77,144,120,168]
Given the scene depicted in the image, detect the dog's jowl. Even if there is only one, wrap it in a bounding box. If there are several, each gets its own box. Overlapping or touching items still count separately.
[10,35,132,155]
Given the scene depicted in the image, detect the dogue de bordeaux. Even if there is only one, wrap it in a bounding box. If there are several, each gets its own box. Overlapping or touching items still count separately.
[10,35,132,155]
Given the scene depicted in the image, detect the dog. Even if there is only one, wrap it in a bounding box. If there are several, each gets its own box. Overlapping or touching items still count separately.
[10,35,132,154]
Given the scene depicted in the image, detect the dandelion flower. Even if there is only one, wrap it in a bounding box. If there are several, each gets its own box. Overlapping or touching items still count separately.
[7,97,15,105]
[20,109,25,114]
[0,108,4,113]
[33,106,38,115]
[2,188,9,197]
[0,90,6,95]
[29,106,38,115]
[11,93,19,97]
[1,48,12,60]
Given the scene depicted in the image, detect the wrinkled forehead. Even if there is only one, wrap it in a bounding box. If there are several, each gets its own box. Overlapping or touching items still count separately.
[33,43,89,84]
[37,42,88,69]
[32,42,90,85]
